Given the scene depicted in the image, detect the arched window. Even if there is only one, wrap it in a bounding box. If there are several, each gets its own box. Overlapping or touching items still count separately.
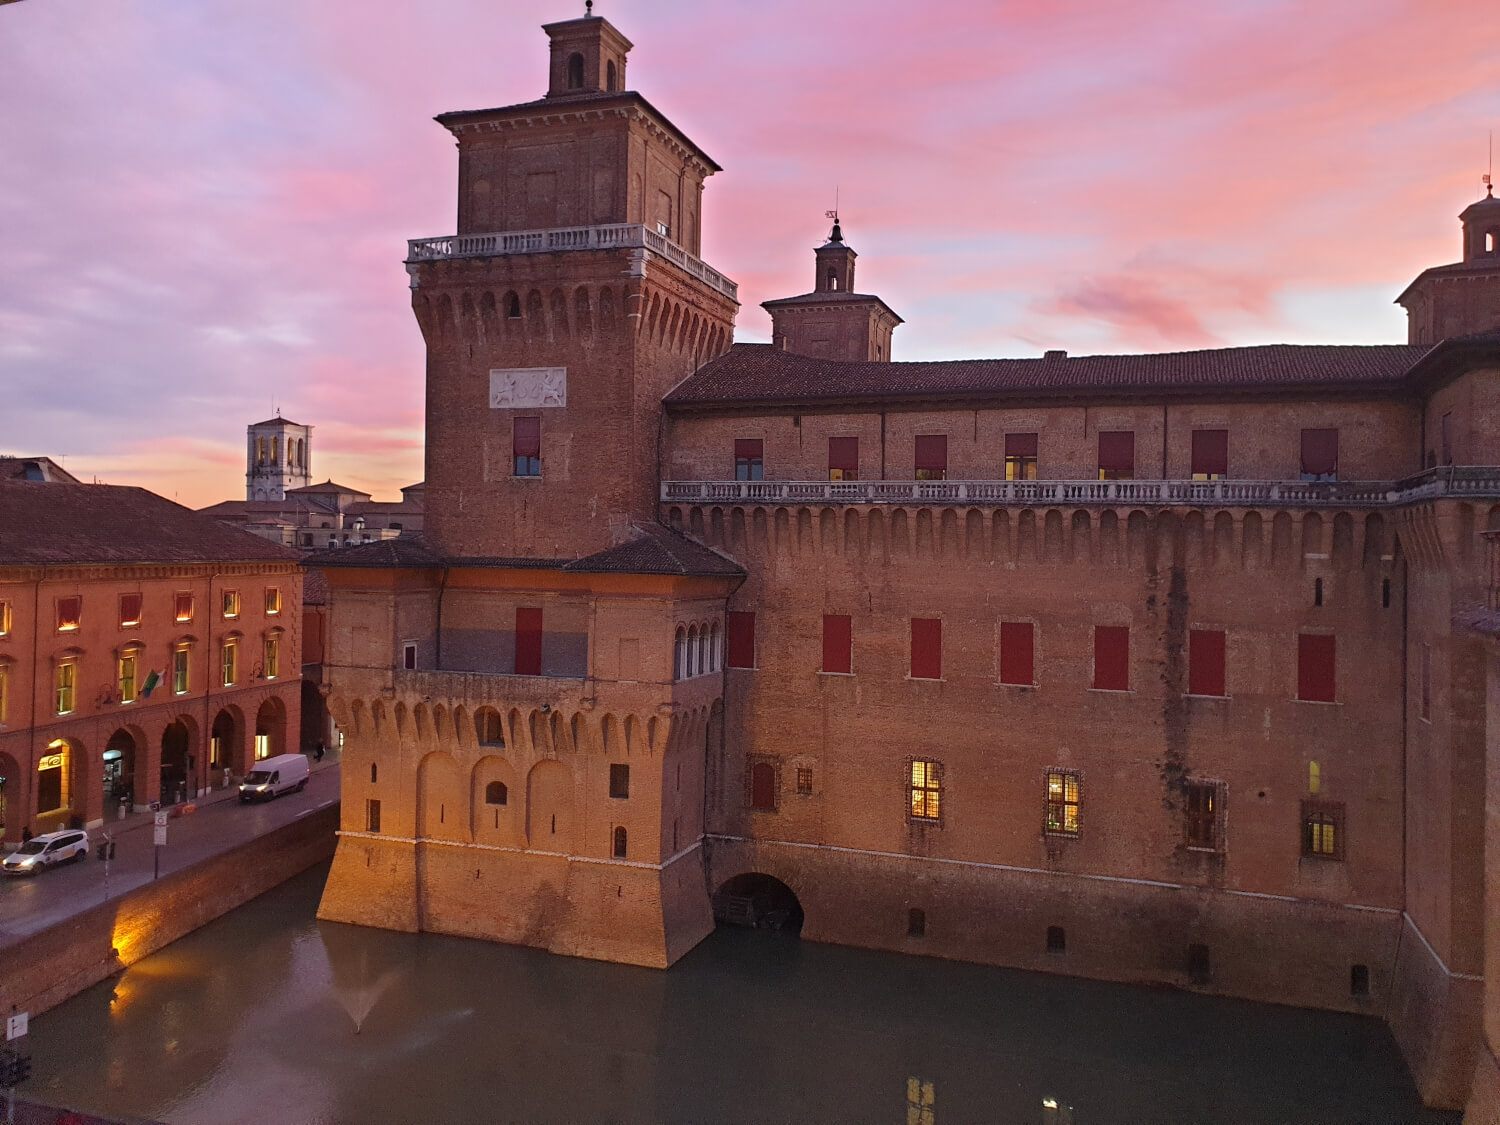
[485,781,508,806]
[271,436,279,463]
[566,52,584,90]
[686,626,698,677]
[606,59,617,91]
[710,622,722,671]
[674,627,687,680]
[613,826,627,858]
[477,709,505,746]
[828,268,839,291]
[256,437,266,464]
[697,627,709,676]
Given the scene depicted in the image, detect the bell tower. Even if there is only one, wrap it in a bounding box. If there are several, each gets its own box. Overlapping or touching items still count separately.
[1397,185,1500,344]
[763,218,903,362]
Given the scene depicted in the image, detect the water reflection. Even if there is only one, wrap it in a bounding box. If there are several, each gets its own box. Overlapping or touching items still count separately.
[29,863,1457,1125]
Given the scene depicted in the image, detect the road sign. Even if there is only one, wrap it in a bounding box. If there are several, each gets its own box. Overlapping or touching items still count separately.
[153,826,168,847]
[4,1014,25,1042]
[153,811,168,828]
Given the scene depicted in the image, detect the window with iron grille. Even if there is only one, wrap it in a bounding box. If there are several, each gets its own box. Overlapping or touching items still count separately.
[1302,800,1345,860]
[909,759,942,821]
[796,766,814,796]
[1045,770,1080,836]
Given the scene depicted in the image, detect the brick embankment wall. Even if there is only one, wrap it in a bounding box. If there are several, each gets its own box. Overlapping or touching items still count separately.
[0,804,339,1019]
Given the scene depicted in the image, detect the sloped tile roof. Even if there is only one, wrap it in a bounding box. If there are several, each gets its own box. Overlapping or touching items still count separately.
[563,523,744,577]
[664,342,1433,408]
[0,483,300,566]
[302,567,330,606]
[304,537,444,569]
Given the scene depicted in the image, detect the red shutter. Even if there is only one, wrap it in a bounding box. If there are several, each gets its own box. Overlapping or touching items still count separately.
[750,762,776,810]
[999,621,1034,685]
[1093,626,1130,690]
[727,612,756,669]
[515,607,542,676]
[1298,634,1336,702]
[914,435,947,472]
[910,618,942,679]
[1004,432,1038,459]
[1188,629,1226,696]
[1097,432,1135,474]
[733,439,763,462]
[1191,430,1228,477]
[828,437,859,472]
[1300,429,1338,477]
[822,614,852,674]
[513,417,541,458]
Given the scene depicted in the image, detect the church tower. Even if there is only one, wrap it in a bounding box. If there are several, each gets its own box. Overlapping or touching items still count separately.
[1397,186,1500,344]
[763,218,902,362]
[245,416,311,501]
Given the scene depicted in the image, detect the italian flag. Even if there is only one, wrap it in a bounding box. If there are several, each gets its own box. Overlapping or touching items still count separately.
[141,668,165,697]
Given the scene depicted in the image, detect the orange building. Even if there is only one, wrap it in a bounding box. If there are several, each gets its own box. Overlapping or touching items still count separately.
[311,12,1500,1115]
[0,482,303,838]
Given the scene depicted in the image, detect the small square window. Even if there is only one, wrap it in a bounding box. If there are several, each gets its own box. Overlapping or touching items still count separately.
[265,587,282,615]
[609,763,630,799]
[56,596,82,633]
[222,590,240,619]
[119,593,143,627]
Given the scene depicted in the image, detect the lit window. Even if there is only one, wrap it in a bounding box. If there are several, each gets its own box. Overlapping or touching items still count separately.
[254,733,270,760]
[1004,433,1038,480]
[0,663,9,725]
[1183,779,1225,851]
[264,634,280,680]
[796,766,814,796]
[1302,800,1345,860]
[222,590,240,619]
[1045,770,1080,836]
[909,759,942,821]
[0,600,12,635]
[222,639,238,687]
[828,436,858,481]
[118,593,142,627]
[265,587,282,616]
[55,661,76,715]
[172,646,190,694]
[174,593,194,623]
[906,1078,935,1125]
[56,596,82,633]
[118,649,139,704]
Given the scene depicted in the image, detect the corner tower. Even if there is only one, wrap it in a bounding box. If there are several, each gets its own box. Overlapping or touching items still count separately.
[410,13,738,560]
[762,217,902,362]
[1397,185,1500,344]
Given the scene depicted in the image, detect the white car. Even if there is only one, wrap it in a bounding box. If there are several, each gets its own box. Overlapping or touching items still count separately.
[3,829,90,875]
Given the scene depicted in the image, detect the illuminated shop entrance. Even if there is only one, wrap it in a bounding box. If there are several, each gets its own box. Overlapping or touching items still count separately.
[103,729,139,812]
[37,740,69,820]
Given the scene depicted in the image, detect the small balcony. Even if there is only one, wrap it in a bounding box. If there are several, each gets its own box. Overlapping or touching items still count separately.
[406,222,738,303]
[661,467,1500,510]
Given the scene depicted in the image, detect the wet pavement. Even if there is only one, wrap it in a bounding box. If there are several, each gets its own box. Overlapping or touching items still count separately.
[23,861,1461,1125]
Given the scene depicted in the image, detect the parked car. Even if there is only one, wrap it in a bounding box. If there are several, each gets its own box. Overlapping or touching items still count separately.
[238,753,310,803]
[3,829,90,875]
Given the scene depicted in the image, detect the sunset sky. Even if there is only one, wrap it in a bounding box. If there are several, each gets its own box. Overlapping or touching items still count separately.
[2,0,1497,509]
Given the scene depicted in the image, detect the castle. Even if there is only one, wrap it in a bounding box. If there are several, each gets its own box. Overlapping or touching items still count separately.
[310,12,1500,1115]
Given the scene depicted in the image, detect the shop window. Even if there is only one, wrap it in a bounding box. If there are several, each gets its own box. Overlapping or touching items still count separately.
[513,417,541,477]
[515,608,542,676]
[1045,770,1080,836]
[1300,428,1339,482]
[1190,429,1228,480]
[726,612,756,669]
[174,593,194,623]
[828,436,859,481]
[609,763,630,799]
[1004,432,1038,480]
[56,596,81,633]
[822,614,852,674]
[999,621,1034,685]
[119,593,143,627]
[1188,629,1226,696]
[1302,800,1345,860]
[1097,431,1135,480]
[734,439,763,481]
[910,618,942,680]
[908,759,942,821]
[914,435,947,481]
[1297,634,1336,702]
[1183,780,1225,851]
[1093,626,1129,690]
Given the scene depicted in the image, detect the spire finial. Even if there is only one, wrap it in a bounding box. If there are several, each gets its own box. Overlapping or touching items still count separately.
[585,0,594,15]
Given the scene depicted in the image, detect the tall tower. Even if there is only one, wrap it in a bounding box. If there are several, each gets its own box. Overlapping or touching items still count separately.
[245,416,311,501]
[411,12,739,559]
[1397,186,1500,344]
[763,218,902,362]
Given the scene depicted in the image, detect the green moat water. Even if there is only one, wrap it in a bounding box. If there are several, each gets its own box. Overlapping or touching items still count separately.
[26,863,1457,1124]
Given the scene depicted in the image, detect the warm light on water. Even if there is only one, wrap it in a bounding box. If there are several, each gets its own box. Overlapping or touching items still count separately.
[29,863,1458,1125]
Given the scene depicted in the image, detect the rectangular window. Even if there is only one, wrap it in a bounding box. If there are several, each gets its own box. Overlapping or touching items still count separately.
[914,435,947,481]
[909,759,942,821]
[1093,626,1130,691]
[403,642,417,671]
[822,614,852,674]
[1188,629,1226,697]
[265,587,282,616]
[222,590,240,619]
[56,662,76,715]
[172,647,190,694]
[1420,643,1431,720]
[264,635,280,680]
[1297,634,1336,702]
[910,618,942,680]
[56,596,82,633]
[796,766,813,796]
[515,608,543,676]
[727,611,756,669]
[1045,770,1080,836]
[1004,432,1038,481]
[828,436,859,481]
[0,600,11,636]
[174,592,194,623]
[1302,800,1345,859]
[513,416,542,477]
[1097,431,1135,480]
[1300,428,1339,481]
[1190,429,1228,480]
[119,652,138,704]
[999,621,1034,686]
[609,763,630,799]
[119,593,143,627]
[366,799,381,834]
[747,760,777,810]
[0,664,8,725]
[1183,780,1225,850]
[222,640,238,687]
[1441,412,1453,466]
[734,439,764,481]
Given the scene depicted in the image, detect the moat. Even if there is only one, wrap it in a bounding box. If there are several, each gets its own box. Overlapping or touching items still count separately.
[25,863,1455,1125]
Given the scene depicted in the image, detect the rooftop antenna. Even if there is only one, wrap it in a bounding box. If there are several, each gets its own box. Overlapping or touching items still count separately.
[1485,130,1493,197]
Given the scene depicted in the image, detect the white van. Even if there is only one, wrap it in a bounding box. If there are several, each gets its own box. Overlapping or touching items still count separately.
[239,754,310,803]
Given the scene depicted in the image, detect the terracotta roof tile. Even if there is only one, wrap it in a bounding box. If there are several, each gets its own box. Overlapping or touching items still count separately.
[563,523,744,578]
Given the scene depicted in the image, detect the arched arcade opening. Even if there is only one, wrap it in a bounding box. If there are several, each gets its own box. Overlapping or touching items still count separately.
[713,873,804,935]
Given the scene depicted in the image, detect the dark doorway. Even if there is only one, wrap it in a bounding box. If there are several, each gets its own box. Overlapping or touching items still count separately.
[713,873,804,935]
[104,729,138,814]
[211,709,238,779]
[161,721,190,806]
